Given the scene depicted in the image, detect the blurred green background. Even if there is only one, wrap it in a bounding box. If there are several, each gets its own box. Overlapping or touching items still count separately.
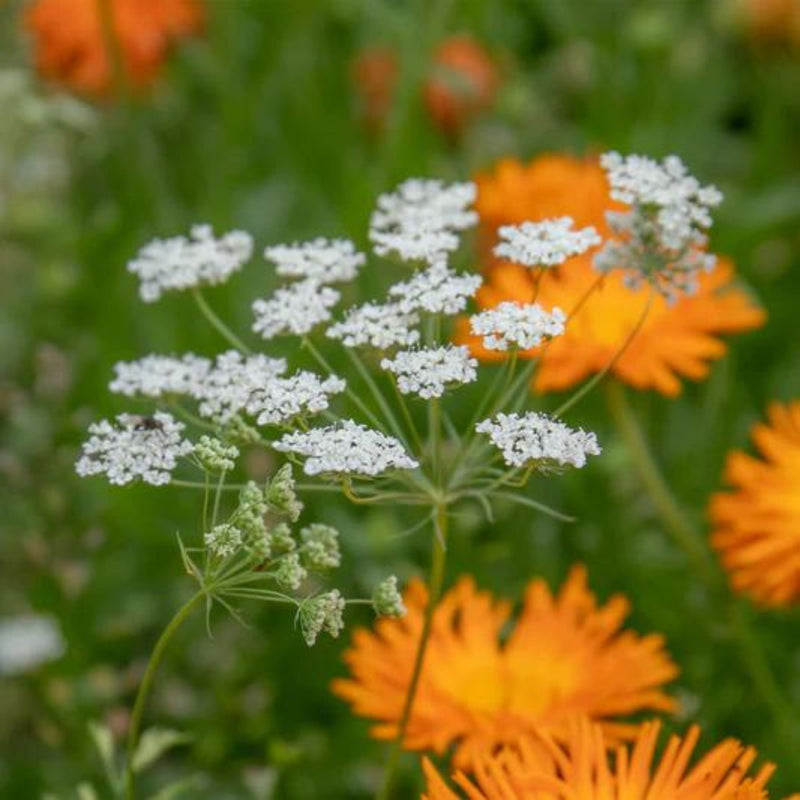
[2,0,800,797]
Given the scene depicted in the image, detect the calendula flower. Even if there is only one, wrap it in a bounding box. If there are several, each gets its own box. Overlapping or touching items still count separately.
[381,346,478,399]
[128,225,253,302]
[458,155,765,396]
[25,0,203,97]
[739,0,800,46]
[709,401,800,607]
[264,238,365,284]
[332,566,677,768]
[421,719,778,800]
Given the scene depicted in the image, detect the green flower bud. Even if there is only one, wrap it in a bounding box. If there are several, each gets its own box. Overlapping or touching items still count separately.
[299,524,340,571]
[372,576,406,617]
[194,435,239,472]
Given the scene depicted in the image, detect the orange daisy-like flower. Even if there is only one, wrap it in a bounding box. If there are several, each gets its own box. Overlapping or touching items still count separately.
[456,155,765,397]
[332,566,678,768]
[26,0,203,96]
[709,401,800,607]
[741,0,800,47]
[421,719,779,800]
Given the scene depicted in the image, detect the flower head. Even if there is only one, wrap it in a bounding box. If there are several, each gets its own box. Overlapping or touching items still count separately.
[459,155,764,396]
[326,301,421,349]
[470,302,565,351]
[370,179,478,262]
[333,566,677,768]
[476,412,601,470]
[494,218,601,268]
[299,590,346,646]
[422,720,777,800]
[252,279,340,340]
[710,401,800,607]
[244,371,346,426]
[372,576,406,617]
[75,412,193,485]
[389,261,482,315]
[128,225,253,303]
[25,0,203,96]
[381,346,477,399]
[109,353,211,398]
[264,238,365,284]
[273,420,419,477]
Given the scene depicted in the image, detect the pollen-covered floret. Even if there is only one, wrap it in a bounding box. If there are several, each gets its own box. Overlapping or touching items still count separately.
[476,412,601,469]
[388,261,482,315]
[380,345,477,399]
[252,279,340,340]
[244,371,346,426]
[494,217,601,267]
[196,351,288,422]
[470,302,566,351]
[326,301,421,349]
[273,420,419,477]
[109,353,211,398]
[369,178,478,262]
[264,238,366,284]
[128,224,253,302]
[75,412,193,485]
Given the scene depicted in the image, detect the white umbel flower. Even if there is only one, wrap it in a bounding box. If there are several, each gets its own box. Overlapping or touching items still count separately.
[109,354,211,398]
[469,302,566,351]
[245,371,346,426]
[128,224,253,302]
[594,152,723,299]
[369,178,478,262]
[476,412,601,469]
[75,412,193,485]
[381,346,477,399]
[388,261,482,315]
[252,279,340,340]
[299,590,346,646]
[326,301,420,349]
[264,238,365,284]
[0,615,66,675]
[197,351,288,422]
[273,420,419,477]
[494,218,601,267]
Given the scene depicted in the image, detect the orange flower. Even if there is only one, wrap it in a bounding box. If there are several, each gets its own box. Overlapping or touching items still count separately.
[332,566,678,768]
[709,401,800,607]
[741,0,800,46]
[352,35,497,137]
[26,0,203,96]
[457,155,765,397]
[422,719,778,800]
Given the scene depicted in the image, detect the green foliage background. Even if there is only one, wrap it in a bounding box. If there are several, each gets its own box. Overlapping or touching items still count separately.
[1,0,799,797]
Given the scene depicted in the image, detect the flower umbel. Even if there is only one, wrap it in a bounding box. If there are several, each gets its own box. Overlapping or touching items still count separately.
[494,217,600,268]
[381,346,478,399]
[264,238,365,284]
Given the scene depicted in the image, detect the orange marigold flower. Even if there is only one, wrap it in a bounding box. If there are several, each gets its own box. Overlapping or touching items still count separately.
[421,719,779,800]
[709,401,800,607]
[332,566,678,768]
[352,35,497,137]
[457,155,765,397]
[26,0,203,96]
[741,0,800,46]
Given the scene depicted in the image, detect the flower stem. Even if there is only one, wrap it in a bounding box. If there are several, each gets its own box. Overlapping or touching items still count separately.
[124,590,205,799]
[376,505,448,800]
[192,289,251,354]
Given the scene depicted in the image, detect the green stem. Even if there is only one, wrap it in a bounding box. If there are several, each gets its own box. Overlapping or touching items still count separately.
[124,591,205,799]
[376,505,448,800]
[192,289,251,353]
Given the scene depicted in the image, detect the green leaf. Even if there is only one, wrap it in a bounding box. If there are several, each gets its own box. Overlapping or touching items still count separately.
[87,721,119,788]
[146,774,206,800]
[132,728,192,773]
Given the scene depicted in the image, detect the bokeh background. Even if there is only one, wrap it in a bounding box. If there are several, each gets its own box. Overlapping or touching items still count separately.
[1,0,800,797]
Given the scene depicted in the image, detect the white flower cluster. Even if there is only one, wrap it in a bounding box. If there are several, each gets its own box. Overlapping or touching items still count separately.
[298,590,346,646]
[204,523,243,558]
[0,614,66,675]
[381,346,477,399]
[369,178,478,262]
[244,371,346,426]
[476,412,601,469]
[109,354,211,398]
[128,224,253,302]
[264,238,365,284]
[197,351,288,421]
[470,302,566,351]
[372,576,406,617]
[274,420,419,477]
[252,279,340,340]
[388,260,482,315]
[594,152,723,298]
[326,301,420,349]
[494,218,601,268]
[75,412,193,485]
